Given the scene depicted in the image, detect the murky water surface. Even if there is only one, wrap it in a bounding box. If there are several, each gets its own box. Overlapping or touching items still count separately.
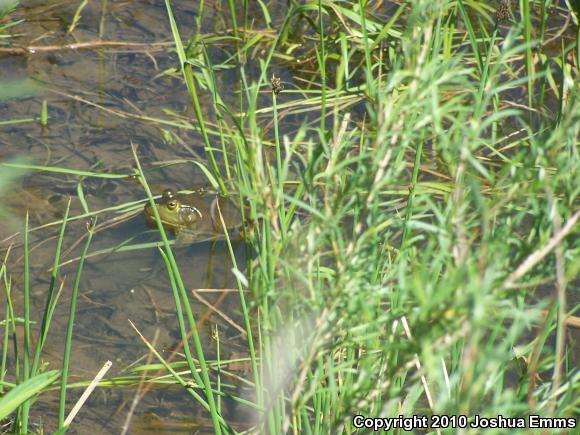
[0,1,264,433]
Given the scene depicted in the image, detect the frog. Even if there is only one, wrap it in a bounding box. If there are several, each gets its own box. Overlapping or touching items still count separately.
[143,189,243,242]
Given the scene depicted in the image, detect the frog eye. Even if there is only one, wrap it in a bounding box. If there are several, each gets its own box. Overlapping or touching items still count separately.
[167,200,178,210]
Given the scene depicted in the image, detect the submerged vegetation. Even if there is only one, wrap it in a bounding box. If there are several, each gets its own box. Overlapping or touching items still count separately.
[1,0,579,433]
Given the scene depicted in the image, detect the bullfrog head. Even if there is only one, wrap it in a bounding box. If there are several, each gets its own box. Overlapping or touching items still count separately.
[144,189,242,241]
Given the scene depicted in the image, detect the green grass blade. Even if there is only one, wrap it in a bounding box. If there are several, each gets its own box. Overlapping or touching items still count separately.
[30,199,71,376]
[0,370,60,420]
[0,162,131,179]
[163,0,226,194]
[57,219,96,429]
[131,143,224,435]
[20,213,31,431]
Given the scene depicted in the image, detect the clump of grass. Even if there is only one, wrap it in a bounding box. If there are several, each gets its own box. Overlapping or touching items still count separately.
[0,169,99,433]
[1,0,578,433]
[0,0,19,20]
[154,0,579,432]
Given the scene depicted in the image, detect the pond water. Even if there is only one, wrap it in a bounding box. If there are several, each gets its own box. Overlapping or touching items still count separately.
[0,1,272,433]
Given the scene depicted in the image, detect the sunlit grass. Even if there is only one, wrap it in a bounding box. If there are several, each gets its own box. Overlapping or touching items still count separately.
[1,0,578,433]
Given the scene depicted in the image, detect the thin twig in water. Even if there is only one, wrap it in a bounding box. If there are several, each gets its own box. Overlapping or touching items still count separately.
[121,330,159,435]
[64,360,113,427]
[0,41,174,55]
[191,290,247,337]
